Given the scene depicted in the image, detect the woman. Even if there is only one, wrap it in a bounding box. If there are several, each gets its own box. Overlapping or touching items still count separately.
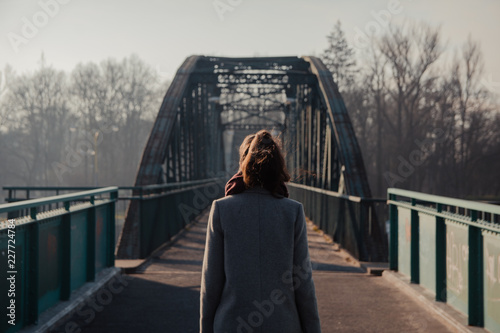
[200,130,321,333]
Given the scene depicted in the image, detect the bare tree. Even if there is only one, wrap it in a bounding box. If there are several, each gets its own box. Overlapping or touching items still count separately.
[101,55,160,185]
[379,22,442,151]
[70,55,162,186]
[70,62,107,184]
[0,65,15,129]
[444,37,495,197]
[362,46,390,196]
[331,20,499,199]
[3,56,71,185]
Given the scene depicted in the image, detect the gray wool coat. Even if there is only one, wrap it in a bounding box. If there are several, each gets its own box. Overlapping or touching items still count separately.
[200,187,321,333]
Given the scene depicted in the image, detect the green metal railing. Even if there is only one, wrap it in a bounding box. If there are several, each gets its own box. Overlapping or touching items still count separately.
[288,183,388,262]
[0,187,117,333]
[388,188,500,331]
[3,178,226,260]
[3,179,219,204]
[126,178,226,258]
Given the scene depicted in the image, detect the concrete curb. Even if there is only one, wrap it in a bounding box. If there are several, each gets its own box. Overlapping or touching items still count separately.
[308,219,392,276]
[307,219,366,270]
[359,261,389,276]
[382,270,487,333]
[20,267,122,333]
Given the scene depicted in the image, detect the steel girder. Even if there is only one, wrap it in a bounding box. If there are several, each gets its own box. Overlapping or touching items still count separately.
[303,56,372,197]
[117,55,375,258]
[117,56,224,258]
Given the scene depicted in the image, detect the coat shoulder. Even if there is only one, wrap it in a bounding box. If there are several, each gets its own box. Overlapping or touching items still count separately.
[214,193,303,210]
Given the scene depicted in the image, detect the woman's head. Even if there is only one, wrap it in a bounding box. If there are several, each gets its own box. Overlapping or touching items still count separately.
[239,130,290,195]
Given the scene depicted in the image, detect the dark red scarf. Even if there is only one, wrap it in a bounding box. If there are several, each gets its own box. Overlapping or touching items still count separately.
[225,171,289,197]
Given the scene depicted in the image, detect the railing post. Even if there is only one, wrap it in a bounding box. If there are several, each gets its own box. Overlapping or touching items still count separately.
[30,207,37,220]
[389,193,398,271]
[468,210,484,326]
[139,188,144,259]
[7,189,17,219]
[108,191,117,267]
[61,202,71,300]
[26,221,39,325]
[410,198,420,284]
[321,192,327,232]
[359,200,368,261]
[435,203,446,302]
[87,204,96,282]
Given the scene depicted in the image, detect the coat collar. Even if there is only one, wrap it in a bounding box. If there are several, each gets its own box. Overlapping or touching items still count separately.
[244,187,271,195]
[244,187,285,198]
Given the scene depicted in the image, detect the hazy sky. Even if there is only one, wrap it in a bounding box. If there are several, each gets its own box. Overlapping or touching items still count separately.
[1,0,499,89]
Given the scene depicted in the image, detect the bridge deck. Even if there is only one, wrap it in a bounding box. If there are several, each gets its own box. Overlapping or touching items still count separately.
[64,209,454,333]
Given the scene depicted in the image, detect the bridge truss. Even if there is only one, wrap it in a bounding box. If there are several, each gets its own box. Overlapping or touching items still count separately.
[117,56,383,259]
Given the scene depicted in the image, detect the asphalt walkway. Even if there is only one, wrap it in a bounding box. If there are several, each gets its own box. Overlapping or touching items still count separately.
[57,209,455,333]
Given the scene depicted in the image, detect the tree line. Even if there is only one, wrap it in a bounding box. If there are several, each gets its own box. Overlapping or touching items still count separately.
[321,21,500,199]
[0,54,167,188]
[0,20,498,200]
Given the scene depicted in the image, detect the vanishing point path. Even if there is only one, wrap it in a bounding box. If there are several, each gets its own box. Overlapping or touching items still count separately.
[73,209,454,333]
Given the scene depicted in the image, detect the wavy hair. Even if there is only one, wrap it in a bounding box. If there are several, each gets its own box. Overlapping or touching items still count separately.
[239,134,255,168]
[240,130,290,195]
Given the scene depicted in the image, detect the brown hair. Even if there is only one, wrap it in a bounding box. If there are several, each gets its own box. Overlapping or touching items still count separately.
[240,130,290,195]
[239,134,255,168]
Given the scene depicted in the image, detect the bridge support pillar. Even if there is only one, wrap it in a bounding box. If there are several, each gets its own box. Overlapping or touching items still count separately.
[389,193,398,271]
[435,203,446,302]
[468,211,484,326]
[410,199,419,284]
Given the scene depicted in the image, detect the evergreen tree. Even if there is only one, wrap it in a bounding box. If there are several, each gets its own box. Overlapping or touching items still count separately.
[322,20,358,91]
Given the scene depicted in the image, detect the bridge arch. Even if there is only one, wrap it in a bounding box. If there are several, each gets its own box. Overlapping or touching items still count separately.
[117,56,379,259]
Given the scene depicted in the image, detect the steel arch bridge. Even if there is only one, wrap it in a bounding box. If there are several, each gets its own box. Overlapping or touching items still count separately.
[117,56,386,260]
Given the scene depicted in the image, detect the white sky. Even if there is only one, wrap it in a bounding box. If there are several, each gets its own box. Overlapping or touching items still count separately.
[0,0,499,88]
